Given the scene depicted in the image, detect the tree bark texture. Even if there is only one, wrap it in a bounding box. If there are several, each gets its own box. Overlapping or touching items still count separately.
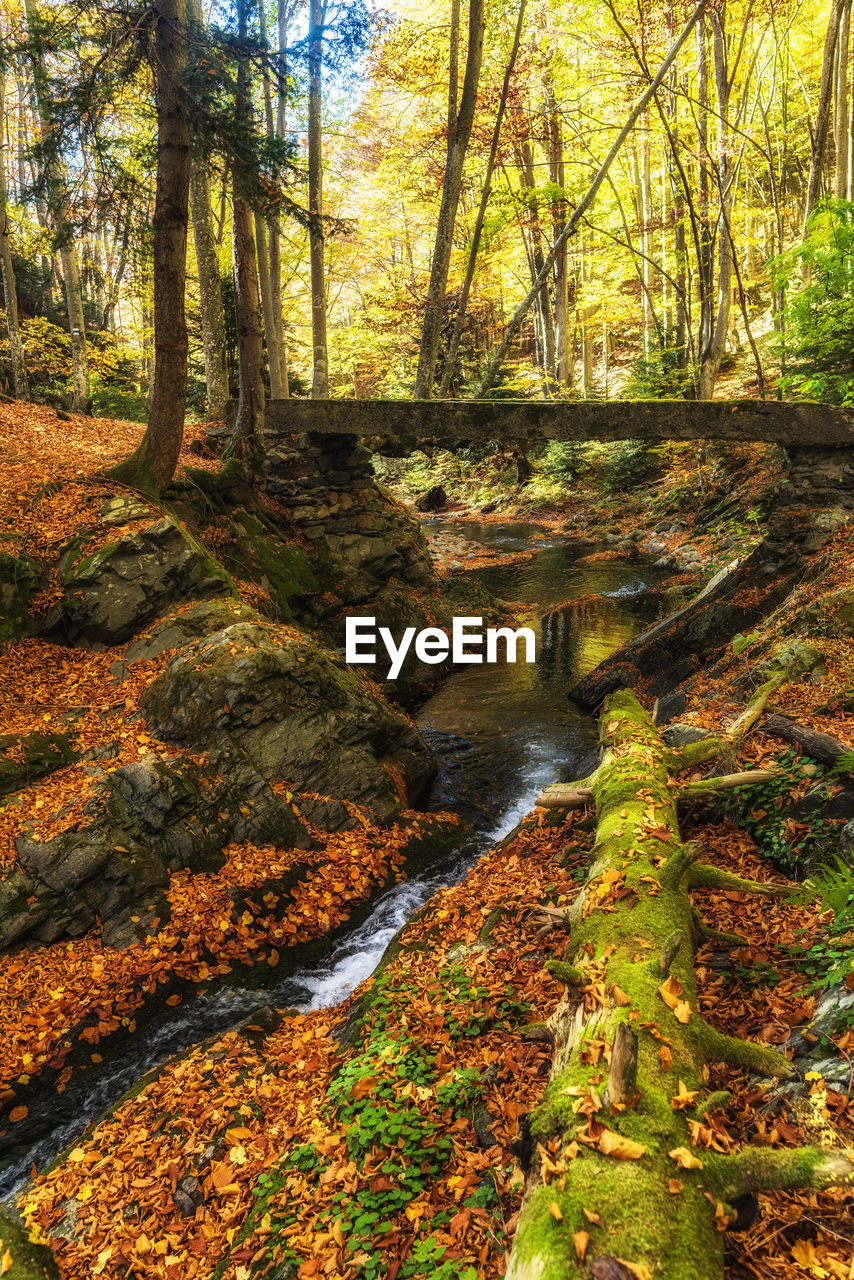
[805,0,847,228]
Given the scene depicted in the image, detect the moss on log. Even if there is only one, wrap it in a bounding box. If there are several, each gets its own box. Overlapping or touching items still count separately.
[505,690,854,1280]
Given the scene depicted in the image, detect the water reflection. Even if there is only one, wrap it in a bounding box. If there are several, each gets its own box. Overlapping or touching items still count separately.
[419,528,664,828]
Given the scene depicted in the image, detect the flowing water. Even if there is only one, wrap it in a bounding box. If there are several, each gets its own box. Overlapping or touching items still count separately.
[1,522,665,1195]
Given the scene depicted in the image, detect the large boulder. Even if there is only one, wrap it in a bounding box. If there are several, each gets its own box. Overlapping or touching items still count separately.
[0,752,315,952]
[140,620,435,820]
[50,518,230,645]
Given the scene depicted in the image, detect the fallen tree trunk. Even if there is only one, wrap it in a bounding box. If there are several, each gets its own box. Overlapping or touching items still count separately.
[763,713,854,774]
[507,688,853,1280]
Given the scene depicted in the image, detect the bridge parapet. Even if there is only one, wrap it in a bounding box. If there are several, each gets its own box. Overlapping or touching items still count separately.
[262,398,854,448]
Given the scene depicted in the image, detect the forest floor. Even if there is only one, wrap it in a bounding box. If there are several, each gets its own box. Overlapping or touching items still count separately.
[2,407,854,1279]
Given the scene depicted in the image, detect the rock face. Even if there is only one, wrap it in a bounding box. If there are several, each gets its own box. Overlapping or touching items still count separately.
[0,550,44,643]
[0,752,315,952]
[50,518,229,645]
[140,619,435,821]
[0,731,76,797]
[263,432,434,601]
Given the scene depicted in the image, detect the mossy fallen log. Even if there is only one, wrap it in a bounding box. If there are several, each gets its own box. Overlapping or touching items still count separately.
[506,689,854,1280]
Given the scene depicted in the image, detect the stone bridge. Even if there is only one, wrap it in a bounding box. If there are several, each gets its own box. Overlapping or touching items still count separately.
[255,397,854,601]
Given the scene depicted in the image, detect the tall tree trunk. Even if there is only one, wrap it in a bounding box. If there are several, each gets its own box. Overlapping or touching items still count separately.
[254,208,284,397]
[257,0,287,398]
[308,0,328,397]
[187,0,229,420]
[437,0,526,398]
[664,0,688,360]
[413,0,486,398]
[227,0,265,468]
[0,53,28,399]
[695,12,714,363]
[545,71,572,389]
[110,0,190,490]
[517,137,556,380]
[835,0,851,198]
[640,124,653,359]
[230,196,265,468]
[698,5,733,401]
[22,0,91,412]
[805,0,847,228]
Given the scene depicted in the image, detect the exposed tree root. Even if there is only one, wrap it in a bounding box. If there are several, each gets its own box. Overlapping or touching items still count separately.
[677,768,778,799]
[690,907,747,948]
[688,863,796,898]
[506,688,853,1280]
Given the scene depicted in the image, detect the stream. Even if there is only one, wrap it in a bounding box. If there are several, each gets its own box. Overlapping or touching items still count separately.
[2,521,665,1196]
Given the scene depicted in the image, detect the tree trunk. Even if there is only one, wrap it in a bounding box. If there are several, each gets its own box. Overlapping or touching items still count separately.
[22,0,91,412]
[695,12,714,368]
[437,0,526,398]
[254,208,284,397]
[508,686,853,1280]
[226,0,265,470]
[835,0,851,198]
[413,0,486,398]
[229,194,265,469]
[110,0,190,491]
[805,0,847,228]
[517,137,556,381]
[187,0,229,420]
[698,6,733,400]
[0,56,28,400]
[258,0,288,397]
[308,0,328,397]
[640,124,653,360]
[545,74,572,390]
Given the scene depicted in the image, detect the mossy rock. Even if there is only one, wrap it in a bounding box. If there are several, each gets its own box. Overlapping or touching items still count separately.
[439,573,503,624]
[794,587,854,639]
[0,551,45,644]
[0,731,76,797]
[0,1206,60,1279]
[125,598,259,663]
[52,518,233,645]
[140,620,436,821]
[226,511,317,620]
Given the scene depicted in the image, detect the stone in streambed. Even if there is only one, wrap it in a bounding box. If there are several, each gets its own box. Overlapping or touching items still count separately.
[415,484,447,512]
